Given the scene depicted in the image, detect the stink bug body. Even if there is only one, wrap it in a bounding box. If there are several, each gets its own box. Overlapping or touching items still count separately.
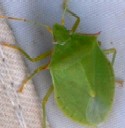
[0,0,120,128]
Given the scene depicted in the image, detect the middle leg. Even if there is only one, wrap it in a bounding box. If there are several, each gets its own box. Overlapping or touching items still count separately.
[103,48,116,65]
[18,64,49,92]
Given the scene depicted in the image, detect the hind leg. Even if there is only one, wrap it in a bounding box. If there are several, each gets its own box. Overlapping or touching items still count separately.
[42,86,53,128]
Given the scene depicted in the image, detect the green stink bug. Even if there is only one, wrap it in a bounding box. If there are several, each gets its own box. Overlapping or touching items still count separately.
[0,0,123,128]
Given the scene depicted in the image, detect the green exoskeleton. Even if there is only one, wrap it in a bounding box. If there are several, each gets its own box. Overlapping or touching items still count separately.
[0,0,123,128]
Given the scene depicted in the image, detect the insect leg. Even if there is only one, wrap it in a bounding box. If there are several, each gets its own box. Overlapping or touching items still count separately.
[18,64,49,92]
[104,48,124,86]
[63,0,80,32]
[1,43,51,62]
[61,0,68,25]
[42,86,53,128]
[103,48,116,65]
[115,79,124,87]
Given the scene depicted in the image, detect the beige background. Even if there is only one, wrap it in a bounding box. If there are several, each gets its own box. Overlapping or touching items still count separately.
[0,9,50,128]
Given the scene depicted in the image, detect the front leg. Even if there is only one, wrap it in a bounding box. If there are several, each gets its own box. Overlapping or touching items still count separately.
[62,0,80,33]
[1,42,51,62]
